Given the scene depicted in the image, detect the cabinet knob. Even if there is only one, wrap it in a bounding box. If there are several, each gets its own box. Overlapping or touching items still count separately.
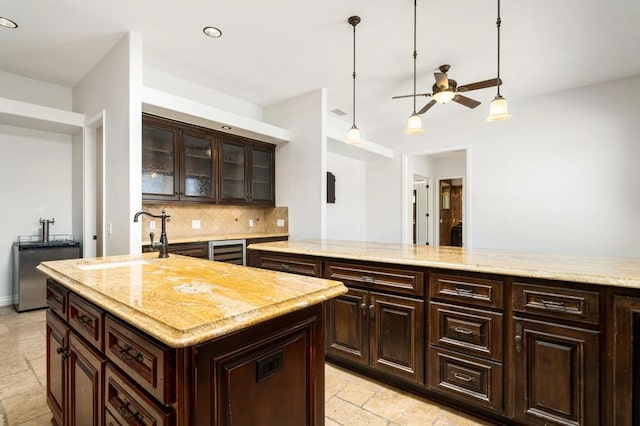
[360,303,367,317]
[515,323,523,353]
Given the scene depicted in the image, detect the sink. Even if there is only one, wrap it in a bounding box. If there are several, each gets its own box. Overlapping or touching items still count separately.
[76,260,149,271]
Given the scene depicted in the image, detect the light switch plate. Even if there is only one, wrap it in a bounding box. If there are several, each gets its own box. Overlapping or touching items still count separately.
[149,221,156,230]
[192,220,201,229]
[277,219,285,227]
[249,219,254,227]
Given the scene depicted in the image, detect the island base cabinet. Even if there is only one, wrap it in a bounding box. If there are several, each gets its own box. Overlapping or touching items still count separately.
[46,310,106,426]
[193,303,324,426]
[512,318,599,426]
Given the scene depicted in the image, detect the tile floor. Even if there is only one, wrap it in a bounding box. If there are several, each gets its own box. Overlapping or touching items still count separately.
[0,305,493,425]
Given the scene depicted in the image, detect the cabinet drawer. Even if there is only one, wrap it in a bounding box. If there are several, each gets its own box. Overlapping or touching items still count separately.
[513,282,600,324]
[47,279,68,320]
[105,316,175,405]
[428,346,503,413]
[325,262,424,297]
[429,302,503,361]
[168,242,209,259]
[69,293,104,352]
[429,273,503,309]
[105,364,172,426]
[254,253,322,277]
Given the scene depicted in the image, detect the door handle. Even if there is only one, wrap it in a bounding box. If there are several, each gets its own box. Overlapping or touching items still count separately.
[515,323,522,353]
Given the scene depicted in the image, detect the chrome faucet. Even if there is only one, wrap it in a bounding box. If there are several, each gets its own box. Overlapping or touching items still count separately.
[133,209,170,258]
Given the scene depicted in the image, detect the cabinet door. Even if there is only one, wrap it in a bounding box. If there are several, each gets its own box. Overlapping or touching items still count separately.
[68,332,105,426]
[513,318,599,425]
[369,293,425,384]
[249,146,274,205]
[46,311,68,426]
[326,288,369,366]
[180,130,217,202]
[142,117,179,201]
[219,139,248,204]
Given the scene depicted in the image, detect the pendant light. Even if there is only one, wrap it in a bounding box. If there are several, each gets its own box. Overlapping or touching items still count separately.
[405,0,424,135]
[347,16,361,145]
[487,0,512,121]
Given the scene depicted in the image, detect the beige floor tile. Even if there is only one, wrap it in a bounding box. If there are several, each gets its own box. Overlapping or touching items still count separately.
[434,409,496,426]
[325,373,348,401]
[3,389,50,425]
[0,356,29,379]
[0,369,41,400]
[0,324,9,335]
[326,397,389,426]
[28,356,46,378]
[4,322,44,342]
[14,412,52,426]
[325,418,341,426]
[363,386,440,425]
[336,382,377,407]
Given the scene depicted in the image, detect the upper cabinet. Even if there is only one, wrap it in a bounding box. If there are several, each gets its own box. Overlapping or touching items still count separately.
[142,114,275,206]
[219,139,275,205]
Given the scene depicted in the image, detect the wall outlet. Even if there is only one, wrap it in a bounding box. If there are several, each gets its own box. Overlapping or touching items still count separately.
[276,219,285,227]
[249,219,254,228]
[192,220,201,229]
[107,223,113,235]
[149,221,156,230]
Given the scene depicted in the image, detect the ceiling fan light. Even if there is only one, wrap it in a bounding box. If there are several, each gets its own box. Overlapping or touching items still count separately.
[487,95,512,122]
[433,90,456,104]
[347,125,361,145]
[405,113,424,135]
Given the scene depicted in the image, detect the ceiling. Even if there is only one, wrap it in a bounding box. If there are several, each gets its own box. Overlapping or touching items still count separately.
[1,0,639,132]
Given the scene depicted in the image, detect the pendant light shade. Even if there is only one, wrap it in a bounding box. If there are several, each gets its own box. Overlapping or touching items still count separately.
[347,16,361,145]
[487,0,511,122]
[487,95,511,121]
[405,113,424,135]
[405,0,424,135]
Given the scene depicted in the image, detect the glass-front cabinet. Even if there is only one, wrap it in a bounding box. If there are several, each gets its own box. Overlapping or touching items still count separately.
[142,114,275,206]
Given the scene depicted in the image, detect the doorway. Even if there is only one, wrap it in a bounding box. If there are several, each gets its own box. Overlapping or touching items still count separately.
[439,178,463,247]
[83,111,106,258]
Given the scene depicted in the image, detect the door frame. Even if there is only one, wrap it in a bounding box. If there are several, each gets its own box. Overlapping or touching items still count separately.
[83,110,106,258]
[401,145,471,246]
[436,176,464,247]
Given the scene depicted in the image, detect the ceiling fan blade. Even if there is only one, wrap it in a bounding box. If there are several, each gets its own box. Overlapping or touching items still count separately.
[453,95,481,109]
[457,78,502,92]
[392,92,431,100]
[434,72,449,89]
[418,99,437,114]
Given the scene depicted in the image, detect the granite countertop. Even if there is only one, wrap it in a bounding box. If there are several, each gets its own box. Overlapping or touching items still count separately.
[247,239,640,289]
[37,253,345,348]
[143,232,288,245]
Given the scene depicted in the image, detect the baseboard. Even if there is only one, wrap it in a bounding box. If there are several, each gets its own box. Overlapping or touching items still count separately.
[0,295,14,307]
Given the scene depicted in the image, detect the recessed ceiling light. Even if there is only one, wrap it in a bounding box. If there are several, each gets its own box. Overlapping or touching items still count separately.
[203,27,222,38]
[0,17,18,29]
[221,125,232,130]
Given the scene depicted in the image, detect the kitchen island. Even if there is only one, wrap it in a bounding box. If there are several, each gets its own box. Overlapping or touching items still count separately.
[248,239,640,426]
[37,253,346,426]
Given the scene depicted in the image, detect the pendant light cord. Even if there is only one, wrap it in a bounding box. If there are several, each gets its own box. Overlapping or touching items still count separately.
[412,0,418,114]
[352,19,357,127]
[496,0,502,97]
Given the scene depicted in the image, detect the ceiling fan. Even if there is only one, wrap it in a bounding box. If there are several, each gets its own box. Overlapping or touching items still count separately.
[393,64,502,114]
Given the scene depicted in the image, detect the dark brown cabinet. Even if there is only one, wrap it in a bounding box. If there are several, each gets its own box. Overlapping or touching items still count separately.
[512,318,599,425]
[325,262,425,385]
[142,115,217,203]
[143,241,209,259]
[219,139,274,205]
[142,114,275,206]
[46,310,106,426]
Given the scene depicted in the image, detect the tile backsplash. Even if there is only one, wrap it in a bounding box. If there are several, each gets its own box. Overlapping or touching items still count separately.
[140,204,288,238]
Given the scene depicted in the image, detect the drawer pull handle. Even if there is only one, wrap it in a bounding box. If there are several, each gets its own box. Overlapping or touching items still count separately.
[362,275,376,283]
[453,373,474,382]
[515,323,522,353]
[119,344,143,363]
[280,264,291,271]
[453,327,475,335]
[76,315,93,326]
[540,299,566,311]
[360,303,367,317]
[455,287,474,296]
[118,402,141,420]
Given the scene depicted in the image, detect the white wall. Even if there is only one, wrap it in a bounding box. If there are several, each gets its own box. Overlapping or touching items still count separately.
[265,90,327,239]
[0,125,73,305]
[73,32,143,255]
[367,75,640,257]
[0,70,72,110]
[143,66,264,121]
[326,152,366,241]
